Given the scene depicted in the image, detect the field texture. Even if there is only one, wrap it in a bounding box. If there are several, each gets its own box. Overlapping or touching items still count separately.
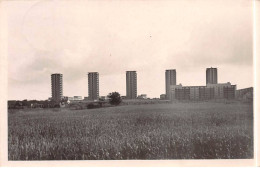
[8,102,253,160]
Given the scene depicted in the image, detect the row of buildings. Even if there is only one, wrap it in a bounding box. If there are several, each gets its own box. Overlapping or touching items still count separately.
[167,82,236,101]
[51,67,252,102]
[164,67,219,100]
[51,71,138,102]
[164,68,238,101]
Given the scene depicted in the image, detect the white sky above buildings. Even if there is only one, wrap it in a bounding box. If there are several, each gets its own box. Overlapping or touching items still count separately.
[5,0,253,100]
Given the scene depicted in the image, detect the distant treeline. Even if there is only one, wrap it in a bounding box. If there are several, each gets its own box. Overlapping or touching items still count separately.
[8,100,62,109]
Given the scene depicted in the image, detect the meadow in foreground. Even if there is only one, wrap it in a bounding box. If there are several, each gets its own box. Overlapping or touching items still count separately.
[8,102,253,160]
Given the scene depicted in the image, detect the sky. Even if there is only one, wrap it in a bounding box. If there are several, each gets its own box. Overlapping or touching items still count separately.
[5,0,253,100]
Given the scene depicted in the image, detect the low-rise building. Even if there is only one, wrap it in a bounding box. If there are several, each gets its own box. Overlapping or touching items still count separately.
[236,87,253,100]
[160,94,166,100]
[224,85,236,99]
[206,82,236,99]
[74,96,82,100]
[99,96,110,101]
[140,94,147,99]
[206,82,228,98]
[68,97,74,101]
[137,94,147,99]
[170,82,236,101]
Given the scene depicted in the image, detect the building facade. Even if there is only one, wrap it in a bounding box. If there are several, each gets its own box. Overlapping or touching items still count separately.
[236,87,253,100]
[169,84,182,100]
[170,83,236,101]
[206,67,218,84]
[88,72,99,100]
[199,86,215,100]
[165,69,176,100]
[137,94,147,99]
[126,71,137,99]
[160,94,166,100]
[223,85,236,99]
[206,82,235,99]
[51,73,63,102]
[175,87,190,100]
[68,97,74,101]
[189,86,201,100]
[74,96,83,100]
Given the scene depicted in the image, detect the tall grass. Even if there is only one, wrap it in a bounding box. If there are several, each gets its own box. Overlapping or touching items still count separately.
[8,102,253,160]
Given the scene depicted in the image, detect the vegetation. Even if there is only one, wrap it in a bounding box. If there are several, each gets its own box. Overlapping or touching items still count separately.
[107,92,122,106]
[87,103,98,109]
[8,102,253,160]
[8,99,63,109]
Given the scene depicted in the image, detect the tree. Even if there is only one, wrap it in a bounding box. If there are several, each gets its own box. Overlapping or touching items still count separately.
[107,92,122,106]
[22,100,28,107]
[43,100,49,108]
[61,97,68,104]
[15,101,22,108]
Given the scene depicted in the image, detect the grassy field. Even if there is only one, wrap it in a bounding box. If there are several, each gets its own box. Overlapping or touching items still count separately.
[8,102,253,160]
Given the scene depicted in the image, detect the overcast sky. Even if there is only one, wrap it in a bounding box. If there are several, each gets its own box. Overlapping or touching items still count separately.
[6,0,253,100]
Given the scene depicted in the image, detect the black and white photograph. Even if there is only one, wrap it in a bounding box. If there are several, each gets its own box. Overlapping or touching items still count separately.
[0,0,258,166]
